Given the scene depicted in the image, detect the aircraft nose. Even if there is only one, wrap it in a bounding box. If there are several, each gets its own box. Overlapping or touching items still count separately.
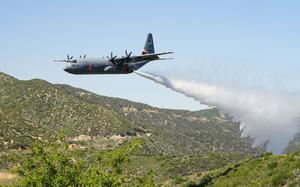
[63,67,72,73]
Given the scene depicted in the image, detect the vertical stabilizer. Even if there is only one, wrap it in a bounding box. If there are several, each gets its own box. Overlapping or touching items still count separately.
[142,33,155,54]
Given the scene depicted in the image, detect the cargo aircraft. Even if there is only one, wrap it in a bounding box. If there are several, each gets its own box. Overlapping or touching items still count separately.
[54,33,173,74]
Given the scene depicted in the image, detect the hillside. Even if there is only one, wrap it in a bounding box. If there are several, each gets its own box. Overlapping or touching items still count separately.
[55,84,256,154]
[170,152,300,186]
[0,72,255,155]
[0,71,277,185]
[2,72,300,186]
[0,73,135,150]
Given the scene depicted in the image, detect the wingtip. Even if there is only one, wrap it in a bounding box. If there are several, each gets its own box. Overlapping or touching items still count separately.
[54,60,66,62]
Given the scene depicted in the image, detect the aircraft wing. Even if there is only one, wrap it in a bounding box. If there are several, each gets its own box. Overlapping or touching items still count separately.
[113,52,173,64]
[132,52,173,62]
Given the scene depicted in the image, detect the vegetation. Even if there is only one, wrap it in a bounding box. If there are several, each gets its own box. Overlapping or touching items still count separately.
[1,72,300,186]
[168,152,300,186]
[13,136,155,186]
[0,72,258,154]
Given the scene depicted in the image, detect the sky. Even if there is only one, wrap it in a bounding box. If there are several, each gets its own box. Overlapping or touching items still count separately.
[1,0,300,111]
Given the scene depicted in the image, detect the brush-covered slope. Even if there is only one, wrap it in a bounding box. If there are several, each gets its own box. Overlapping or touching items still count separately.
[0,72,254,154]
[0,72,134,150]
[172,152,300,186]
[56,84,255,154]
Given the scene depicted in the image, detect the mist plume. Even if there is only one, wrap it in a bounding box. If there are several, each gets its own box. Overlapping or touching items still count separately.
[135,70,300,154]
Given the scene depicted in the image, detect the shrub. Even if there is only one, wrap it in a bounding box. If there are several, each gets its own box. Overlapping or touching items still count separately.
[15,137,155,186]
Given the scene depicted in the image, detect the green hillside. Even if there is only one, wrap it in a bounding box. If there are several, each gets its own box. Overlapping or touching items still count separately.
[172,152,300,186]
[0,72,255,154]
[6,71,300,186]
[55,84,256,155]
[0,72,135,150]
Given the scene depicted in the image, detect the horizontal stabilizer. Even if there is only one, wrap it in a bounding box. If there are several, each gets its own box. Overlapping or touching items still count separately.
[157,57,174,60]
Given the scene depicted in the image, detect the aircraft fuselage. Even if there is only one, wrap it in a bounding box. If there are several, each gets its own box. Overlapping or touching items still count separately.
[63,58,150,74]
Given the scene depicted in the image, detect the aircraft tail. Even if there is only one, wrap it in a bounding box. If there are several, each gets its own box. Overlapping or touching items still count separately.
[142,33,155,54]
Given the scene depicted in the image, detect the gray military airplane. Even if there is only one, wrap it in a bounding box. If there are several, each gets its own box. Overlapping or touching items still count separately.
[54,33,173,74]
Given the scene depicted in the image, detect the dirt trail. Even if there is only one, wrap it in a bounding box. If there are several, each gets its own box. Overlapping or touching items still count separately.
[0,171,16,180]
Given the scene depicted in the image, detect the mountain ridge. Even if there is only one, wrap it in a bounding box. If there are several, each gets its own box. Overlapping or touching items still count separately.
[2,71,300,186]
[0,71,255,154]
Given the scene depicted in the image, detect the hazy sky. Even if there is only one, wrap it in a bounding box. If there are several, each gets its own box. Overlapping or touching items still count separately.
[1,1,299,110]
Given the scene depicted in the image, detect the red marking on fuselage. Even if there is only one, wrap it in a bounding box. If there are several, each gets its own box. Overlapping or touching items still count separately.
[124,64,129,73]
[88,64,92,72]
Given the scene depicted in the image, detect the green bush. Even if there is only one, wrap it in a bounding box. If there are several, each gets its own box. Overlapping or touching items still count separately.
[267,161,277,169]
[272,173,288,186]
[15,138,155,186]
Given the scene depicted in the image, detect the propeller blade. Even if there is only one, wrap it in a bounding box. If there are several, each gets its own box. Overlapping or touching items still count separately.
[122,50,133,63]
[125,50,132,58]
[70,56,73,60]
[107,52,118,65]
[67,54,70,60]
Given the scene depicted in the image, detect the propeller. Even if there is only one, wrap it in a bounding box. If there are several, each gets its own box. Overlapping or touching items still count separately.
[79,54,86,58]
[123,50,132,63]
[54,54,76,63]
[105,51,133,72]
[125,50,132,58]
[107,52,117,64]
[67,54,73,60]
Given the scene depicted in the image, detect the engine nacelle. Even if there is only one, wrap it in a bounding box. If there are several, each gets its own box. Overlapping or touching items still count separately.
[104,66,114,72]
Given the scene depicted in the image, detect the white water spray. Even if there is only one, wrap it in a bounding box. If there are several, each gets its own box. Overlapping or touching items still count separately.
[135,71,300,154]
